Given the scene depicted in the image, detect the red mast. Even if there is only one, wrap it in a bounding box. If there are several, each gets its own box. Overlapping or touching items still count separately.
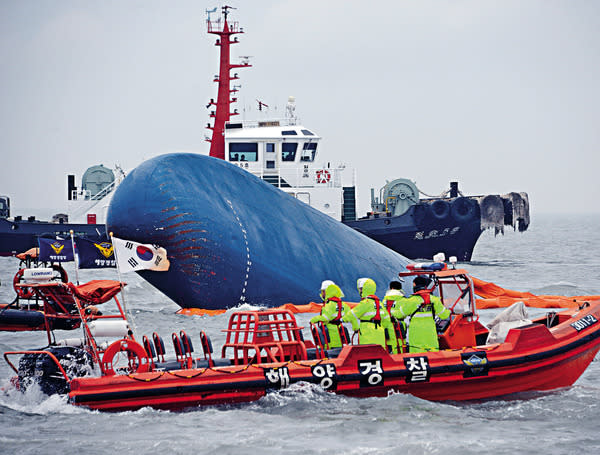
[206,6,251,160]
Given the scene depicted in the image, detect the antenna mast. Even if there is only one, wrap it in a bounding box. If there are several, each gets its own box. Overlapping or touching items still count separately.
[206,5,251,159]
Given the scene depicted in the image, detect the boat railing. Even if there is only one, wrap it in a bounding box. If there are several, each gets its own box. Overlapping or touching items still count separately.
[207,19,240,34]
[68,182,116,223]
[226,117,299,129]
[4,350,71,383]
[69,180,115,202]
[244,166,351,189]
[221,310,308,364]
[91,180,116,201]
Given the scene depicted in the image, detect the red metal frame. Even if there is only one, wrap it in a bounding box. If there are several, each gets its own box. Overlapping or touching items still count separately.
[221,309,307,364]
[4,350,70,383]
[9,281,133,374]
[206,6,251,160]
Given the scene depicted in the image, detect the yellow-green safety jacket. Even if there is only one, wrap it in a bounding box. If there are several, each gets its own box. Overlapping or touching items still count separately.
[383,288,406,353]
[391,290,450,353]
[342,279,398,353]
[310,284,351,348]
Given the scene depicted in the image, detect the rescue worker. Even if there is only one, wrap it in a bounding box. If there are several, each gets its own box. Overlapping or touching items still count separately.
[391,275,450,353]
[383,280,405,353]
[383,281,405,312]
[342,278,398,353]
[310,280,351,348]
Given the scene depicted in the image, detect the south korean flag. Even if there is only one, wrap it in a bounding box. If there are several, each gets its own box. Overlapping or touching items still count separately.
[112,236,170,273]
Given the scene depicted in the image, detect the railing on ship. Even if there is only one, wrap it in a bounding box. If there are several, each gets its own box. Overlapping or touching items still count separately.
[207,19,240,34]
[68,180,117,223]
[70,180,116,202]
[244,166,351,189]
[226,118,299,129]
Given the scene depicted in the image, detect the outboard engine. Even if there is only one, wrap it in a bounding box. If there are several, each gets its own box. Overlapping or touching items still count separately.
[17,346,93,395]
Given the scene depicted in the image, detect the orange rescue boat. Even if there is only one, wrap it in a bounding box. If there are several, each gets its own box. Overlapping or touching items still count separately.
[4,264,600,411]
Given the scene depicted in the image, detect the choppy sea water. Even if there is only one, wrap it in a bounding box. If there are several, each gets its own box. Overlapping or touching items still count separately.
[1,213,599,454]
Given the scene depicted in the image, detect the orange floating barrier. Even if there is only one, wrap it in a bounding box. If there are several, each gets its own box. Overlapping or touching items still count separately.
[174,275,600,316]
[176,308,227,316]
[472,276,600,309]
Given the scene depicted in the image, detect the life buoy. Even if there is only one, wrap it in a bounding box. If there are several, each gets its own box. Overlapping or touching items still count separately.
[316,169,331,184]
[451,197,478,222]
[51,264,68,283]
[101,339,150,376]
[13,269,34,299]
[430,200,450,220]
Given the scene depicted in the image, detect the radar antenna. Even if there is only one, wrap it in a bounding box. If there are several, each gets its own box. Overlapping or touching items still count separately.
[205,7,217,21]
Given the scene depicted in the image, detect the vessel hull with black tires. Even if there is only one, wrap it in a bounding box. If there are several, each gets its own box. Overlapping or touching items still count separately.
[344,198,483,261]
[344,192,529,261]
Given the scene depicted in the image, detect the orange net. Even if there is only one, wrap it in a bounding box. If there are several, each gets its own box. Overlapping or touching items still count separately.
[175,277,600,317]
[277,301,360,313]
[176,308,227,316]
[472,276,600,309]
[276,302,324,313]
[175,301,360,317]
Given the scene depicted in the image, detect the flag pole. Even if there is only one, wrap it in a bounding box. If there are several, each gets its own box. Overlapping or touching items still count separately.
[70,230,80,285]
[110,231,137,335]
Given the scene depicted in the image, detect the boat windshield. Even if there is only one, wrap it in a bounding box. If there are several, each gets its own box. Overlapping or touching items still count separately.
[438,275,473,314]
[301,142,317,162]
[282,143,298,162]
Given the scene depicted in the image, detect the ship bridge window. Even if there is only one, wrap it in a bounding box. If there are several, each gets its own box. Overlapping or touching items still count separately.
[282,130,298,136]
[301,142,318,162]
[301,129,314,136]
[282,143,298,161]
[229,143,258,162]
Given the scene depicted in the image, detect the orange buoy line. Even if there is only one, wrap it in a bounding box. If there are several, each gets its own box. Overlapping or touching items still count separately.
[472,276,600,309]
[176,308,227,316]
[176,276,600,316]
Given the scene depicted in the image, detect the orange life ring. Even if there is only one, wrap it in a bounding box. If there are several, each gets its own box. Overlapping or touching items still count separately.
[316,169,331,184]
[13,269,34,299]
[101,339,150,376]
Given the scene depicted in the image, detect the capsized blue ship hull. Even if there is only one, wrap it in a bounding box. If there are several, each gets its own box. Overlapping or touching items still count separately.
[106,154,410,309]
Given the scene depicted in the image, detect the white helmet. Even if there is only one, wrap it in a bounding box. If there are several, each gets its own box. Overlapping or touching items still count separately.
[321,280,335,291]
[357,278,369,289]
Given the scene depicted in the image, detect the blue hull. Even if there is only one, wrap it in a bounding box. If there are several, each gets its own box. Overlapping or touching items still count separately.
[343,204,483,261]
[0,219,108,257]
[106,154,410,309]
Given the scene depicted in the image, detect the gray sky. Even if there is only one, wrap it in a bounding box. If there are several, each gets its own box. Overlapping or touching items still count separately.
[1,0,599,218]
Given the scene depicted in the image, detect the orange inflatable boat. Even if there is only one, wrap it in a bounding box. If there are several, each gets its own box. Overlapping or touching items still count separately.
[4,264,600,412]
